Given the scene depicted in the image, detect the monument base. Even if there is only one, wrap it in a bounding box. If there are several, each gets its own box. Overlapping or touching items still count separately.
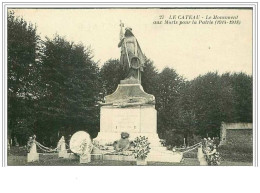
[94,82,183,163]
[94,132,161,147]
[95,104,160,145]
[92,150,183,163]
[146,147,183,162]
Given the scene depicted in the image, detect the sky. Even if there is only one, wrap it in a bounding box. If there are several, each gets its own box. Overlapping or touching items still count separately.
[11,8,252,80]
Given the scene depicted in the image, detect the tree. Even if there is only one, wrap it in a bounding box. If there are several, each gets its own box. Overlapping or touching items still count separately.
[100,59,126,96]
[156,67,186,145]
[141,59,159,95]
[8,11,42,145]
[230,73,252,122]
[188,72,252,138]
[218,73,236,123]
[189,72,225,137]
[177,81,198,146]
[38,35,101,145]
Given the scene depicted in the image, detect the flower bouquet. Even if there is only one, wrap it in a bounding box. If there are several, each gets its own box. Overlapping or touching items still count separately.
[202,138,221,166]
[79,139,93,163]
[133,136,151,165]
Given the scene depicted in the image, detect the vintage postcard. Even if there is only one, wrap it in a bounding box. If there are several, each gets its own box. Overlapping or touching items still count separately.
[3,4,256,168]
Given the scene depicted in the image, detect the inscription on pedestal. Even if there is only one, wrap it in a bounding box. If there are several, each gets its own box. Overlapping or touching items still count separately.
[113,108,140,132]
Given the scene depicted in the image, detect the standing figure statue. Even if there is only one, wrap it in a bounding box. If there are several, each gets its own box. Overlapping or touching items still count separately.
[118,21,145,82]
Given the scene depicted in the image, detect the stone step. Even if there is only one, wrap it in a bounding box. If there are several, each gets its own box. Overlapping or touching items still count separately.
[150,146,168,152]
[93,152,183,163]
[92,148,183,163]
[147,152,183,162]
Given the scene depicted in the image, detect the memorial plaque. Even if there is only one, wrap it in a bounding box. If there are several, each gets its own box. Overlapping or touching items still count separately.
[112,108,140,132]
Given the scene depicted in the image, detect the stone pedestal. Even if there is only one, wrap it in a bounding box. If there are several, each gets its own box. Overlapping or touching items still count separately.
[198,147,208,166]
[94,81,183,163]
[27,143,39,162]
[27,153,39,162]
[59,150,68,158]
[80,154,91,164]
[58,140,68,158]
[95,105,161,147]
[136,158,147,166]
[197,147,203,161]
[199,157,208,166]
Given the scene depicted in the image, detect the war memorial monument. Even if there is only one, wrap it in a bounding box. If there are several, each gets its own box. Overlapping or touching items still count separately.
[93,22,182,162]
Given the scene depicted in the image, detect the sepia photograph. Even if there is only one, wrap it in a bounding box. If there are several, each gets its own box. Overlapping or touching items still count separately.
[4,4,255,167]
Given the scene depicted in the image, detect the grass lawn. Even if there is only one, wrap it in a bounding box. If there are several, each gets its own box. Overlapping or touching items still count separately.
[7,154,252,166]
[7,154,200,166]
[218,144,253,163]
[7,147,252,166]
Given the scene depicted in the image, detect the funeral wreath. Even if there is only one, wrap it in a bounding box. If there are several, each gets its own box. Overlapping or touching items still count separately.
[133,136,151,160]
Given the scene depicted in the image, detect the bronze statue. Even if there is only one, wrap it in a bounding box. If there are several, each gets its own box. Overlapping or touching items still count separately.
[100,22,155,106]
[113,132,130,152]
[118,21,145,82]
